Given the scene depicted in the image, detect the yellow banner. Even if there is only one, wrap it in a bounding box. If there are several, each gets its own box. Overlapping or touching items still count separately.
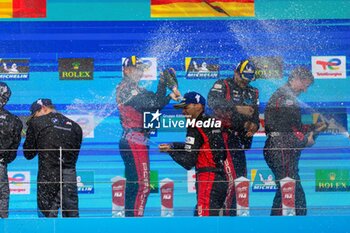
[0,0,12,18]
[151,2,254,18]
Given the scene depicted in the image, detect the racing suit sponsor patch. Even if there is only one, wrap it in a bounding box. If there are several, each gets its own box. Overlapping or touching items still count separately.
[286,100,294,106]
[185,144,192,152]
[185,136,195,145]
[214,84,222,89]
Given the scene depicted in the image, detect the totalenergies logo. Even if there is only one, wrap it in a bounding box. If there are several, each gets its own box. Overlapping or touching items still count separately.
[312,56,346,79]
[75,117,89,127]
[9,173,25,186]
[8,171,30,194]
[316,58,341,70]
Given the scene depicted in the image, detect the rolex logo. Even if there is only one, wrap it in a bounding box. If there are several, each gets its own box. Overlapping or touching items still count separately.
[329,172,336,181]
[59,58,94,80]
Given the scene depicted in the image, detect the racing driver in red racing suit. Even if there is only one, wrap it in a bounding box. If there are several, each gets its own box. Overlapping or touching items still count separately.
[116,56,180,217]
[159,92,227,216]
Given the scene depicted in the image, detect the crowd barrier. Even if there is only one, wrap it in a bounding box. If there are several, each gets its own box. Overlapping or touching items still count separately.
[2,142,350,218]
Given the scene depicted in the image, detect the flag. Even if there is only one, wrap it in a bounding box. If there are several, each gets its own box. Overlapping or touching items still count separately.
[0,0,46,18]
[151,0,254,18]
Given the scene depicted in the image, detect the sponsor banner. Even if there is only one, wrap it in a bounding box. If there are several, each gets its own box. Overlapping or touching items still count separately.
[281,177,296,216]
[21,115,96,138]
[151,0,255,18]
[312,56,346,79]
[111,176,126,217]
[187,170,196,193]
[160,178,174,217]
[249,56,283,79]
[59,58,94,80]
[122,169,158,193]
[68,115,95,138]
[251,169,277,192]
[122,57,157,81]
[77,171,94,194]
[258,109,347,137]
[150,170,159,193]
[235,176,250,216]
[315,169,350,192]
[8,171,30,195]
[255,114,265,136]
[0,58,30,80]
[311,108,348,135]
[185,57,219,79]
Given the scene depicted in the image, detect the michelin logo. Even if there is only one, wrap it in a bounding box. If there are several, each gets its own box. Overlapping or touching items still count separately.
[251,169,277,192]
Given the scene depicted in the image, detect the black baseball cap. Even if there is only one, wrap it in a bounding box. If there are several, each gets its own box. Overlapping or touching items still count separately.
[30,98,53,115]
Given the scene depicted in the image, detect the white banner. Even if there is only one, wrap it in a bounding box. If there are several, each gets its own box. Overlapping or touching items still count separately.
[312,56,346,79]
[68,114,95,138]
[187,170,196,193]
